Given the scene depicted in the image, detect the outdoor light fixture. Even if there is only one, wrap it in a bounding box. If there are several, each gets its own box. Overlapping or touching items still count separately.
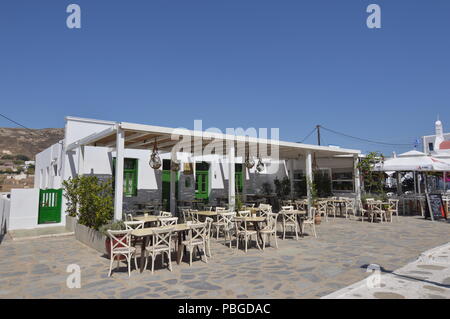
[245,152,255,169]
[256,157,264,172]
[171,159,180,171]
[149,138,162,169]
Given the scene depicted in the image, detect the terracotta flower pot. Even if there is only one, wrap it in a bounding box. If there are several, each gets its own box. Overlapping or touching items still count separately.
[314,215,321,225]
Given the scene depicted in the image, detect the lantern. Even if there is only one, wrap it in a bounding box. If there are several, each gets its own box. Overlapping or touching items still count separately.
[256,157,264,173]
[149,138,162,169]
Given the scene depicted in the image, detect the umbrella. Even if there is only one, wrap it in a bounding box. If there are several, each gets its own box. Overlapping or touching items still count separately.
[373,150,450,172]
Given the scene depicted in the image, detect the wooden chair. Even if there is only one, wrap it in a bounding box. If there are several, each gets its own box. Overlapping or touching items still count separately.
[280,209,300,240]
[212,211,235,247]
[107,230,137,277]
[180,222,209,266]
[234,218,261,252]
[259,212,278,250]
[302,208,317,238]
[387,199,399,222]
[144,227,175,274]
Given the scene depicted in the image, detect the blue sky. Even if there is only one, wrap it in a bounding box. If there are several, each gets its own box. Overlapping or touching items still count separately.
[0,0,449,155]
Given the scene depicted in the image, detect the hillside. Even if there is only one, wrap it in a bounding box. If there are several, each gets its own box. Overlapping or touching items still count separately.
[0,127,64,160]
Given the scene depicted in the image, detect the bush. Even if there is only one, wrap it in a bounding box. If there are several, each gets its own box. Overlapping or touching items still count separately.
[62,175,114,230]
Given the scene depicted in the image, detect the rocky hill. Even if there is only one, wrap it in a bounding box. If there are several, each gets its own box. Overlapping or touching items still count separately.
[0,127,64,160]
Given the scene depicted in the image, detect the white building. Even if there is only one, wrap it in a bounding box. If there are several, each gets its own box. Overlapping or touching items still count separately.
[30,116,362,227]
[422,119,450,155]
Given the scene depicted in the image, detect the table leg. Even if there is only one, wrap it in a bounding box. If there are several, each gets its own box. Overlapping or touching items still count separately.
[297,215,304,237]
[139,236,148,273]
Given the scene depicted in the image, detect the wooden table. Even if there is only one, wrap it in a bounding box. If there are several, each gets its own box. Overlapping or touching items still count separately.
[195,211,218,217]
[133,215,160,223]
[131,224,190,272]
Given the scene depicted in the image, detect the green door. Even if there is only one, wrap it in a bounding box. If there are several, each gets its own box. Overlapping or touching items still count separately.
[195,171,209,200]
[38,189,62,224]
[195,162,209,200]
[162,160,179,211]
[113,158,138,197]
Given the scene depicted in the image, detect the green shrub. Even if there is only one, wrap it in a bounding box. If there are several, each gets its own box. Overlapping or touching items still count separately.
[62,175,114,230]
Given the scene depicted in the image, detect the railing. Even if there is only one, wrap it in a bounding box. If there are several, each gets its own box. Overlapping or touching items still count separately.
[0,194,11,242]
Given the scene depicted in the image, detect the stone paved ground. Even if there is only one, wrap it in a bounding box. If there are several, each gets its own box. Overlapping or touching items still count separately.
[322,241,450,299]
[0,216,449,299]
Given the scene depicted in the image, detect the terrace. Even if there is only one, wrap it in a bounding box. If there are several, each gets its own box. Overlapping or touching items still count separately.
[1,216,449,299]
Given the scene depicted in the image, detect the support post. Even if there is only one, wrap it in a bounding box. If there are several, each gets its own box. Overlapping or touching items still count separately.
[228,146,236,212]
[354,154,361,209]
[288,159,295,199]
[305,151,313,218]
[77,145,85,176]
[114,128,125,221]
[170,152,177,215]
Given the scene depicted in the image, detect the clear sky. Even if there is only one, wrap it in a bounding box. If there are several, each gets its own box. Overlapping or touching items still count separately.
[1,0,449,155]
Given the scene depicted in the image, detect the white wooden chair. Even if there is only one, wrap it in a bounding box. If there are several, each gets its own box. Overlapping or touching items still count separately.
[189,209,200,223]
[259,212,278,250]
[182,208,191,223]
[144,226,175,274]
[371,202,386,223]
[387,199,399,222]
[107,229,137,277]
[281,205,294,211]
[159,211,172,217]
[180,222,209,266]
[215,207,226,212]
[317,200,329,222]
[327,200,337,218]
[159,217,178,226]
[258,204,272,218]
[212,211,236,247]
[237,210,251,217]
[359,199,371,222]
[280,209,300,240]
[344,198,356,219]
[234,217,261,252]
[302,208,317,238]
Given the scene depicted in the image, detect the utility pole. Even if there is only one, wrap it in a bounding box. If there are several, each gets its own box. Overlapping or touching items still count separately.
[316,125,321,146]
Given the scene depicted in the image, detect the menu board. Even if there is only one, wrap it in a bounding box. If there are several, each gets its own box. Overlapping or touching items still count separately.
[424,193,447,221]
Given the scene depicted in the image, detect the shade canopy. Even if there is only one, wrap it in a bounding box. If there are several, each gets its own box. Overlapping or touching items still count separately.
[373,150,450,172]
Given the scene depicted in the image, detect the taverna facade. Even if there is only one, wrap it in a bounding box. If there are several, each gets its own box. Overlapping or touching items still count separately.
[28,116,361,228]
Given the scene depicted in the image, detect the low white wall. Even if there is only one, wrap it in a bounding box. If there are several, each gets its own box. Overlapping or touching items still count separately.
[8,188,65,230]
[0,194,10,236]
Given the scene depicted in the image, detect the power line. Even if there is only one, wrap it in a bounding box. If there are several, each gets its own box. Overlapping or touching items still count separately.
[319,125,413,147]
[298,127,317,143]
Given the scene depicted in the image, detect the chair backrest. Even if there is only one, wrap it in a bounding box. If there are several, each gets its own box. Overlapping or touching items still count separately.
[107,230,132,252]
[124,221,145,230]
[388,199,399,211]
[317,201,328,212]
[215,207,226,212]
[149,227,174,251]
[234,217,251,233]
[259,204,272,217]
[237,210,251,217]
[217,211,236,228]
[281,205,294,211]
[189,209,200,222]
[182,209,191,222]
[245,203,255,208]
[125,213,134,221]
[188,222,207,244]
[159,211,172,217]
[281,210,297,224]
[295,200,307,211]
[345,198,355,209]
[266,212,278,231]
[159,217,178,226]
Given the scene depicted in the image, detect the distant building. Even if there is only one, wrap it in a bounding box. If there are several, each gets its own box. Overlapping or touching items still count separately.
[422,119,450,155]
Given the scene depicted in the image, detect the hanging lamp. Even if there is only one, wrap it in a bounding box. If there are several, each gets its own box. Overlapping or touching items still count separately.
[149,138,162,169]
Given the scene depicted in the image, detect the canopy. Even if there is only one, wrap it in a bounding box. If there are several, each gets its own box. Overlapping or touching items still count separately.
[373,150,450,172]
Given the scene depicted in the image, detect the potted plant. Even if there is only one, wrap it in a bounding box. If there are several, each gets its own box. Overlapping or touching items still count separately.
[99,220,126,260]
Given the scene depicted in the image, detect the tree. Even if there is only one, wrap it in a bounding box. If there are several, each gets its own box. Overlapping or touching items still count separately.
[357,151,385,195]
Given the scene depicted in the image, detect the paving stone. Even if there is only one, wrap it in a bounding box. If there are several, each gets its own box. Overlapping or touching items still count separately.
[184,281,221,290]
[120,287,150,298]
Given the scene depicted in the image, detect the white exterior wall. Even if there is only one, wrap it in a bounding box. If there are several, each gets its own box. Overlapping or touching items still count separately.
[34,141,64,189]
[8,188,41,230]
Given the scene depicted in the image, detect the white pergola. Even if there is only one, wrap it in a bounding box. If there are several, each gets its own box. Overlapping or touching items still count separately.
[66,121,361,219]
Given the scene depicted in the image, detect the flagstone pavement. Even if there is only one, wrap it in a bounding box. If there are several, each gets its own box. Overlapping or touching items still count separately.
[0,216,449,299]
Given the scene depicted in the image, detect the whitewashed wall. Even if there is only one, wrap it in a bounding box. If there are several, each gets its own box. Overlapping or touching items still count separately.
[0,193,10,236]
[8,188,45,230]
